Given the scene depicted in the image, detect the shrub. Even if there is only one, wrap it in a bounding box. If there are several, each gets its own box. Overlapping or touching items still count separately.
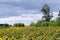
[13,23,25,27]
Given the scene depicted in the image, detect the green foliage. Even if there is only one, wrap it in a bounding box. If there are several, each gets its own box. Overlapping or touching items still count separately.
[35,21,49,27]
[30,20,50,27]
[41,21,49,27]
[56,20,60,26]
[30,20,60,27]
[57,10,60,20]
[13,23,25,27]
[41,4,53,21]
[4,23,9,27]
[0,23,10,28]
[49,20,57,27]
[58,11,60,16]
[41,4,50,12]
[30,4,60,27]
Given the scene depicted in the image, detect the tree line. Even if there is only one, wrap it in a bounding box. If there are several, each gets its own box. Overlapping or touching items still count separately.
[30,4,60,27]
[0,23,25,28]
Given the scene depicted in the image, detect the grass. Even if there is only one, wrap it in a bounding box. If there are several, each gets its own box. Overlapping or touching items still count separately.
[0,26,60,40]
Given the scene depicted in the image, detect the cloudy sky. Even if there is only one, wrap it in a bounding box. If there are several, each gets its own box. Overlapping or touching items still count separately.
[0,0,60,25]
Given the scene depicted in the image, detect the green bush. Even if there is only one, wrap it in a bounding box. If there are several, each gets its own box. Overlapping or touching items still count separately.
[13,23,25,27]
[30,20,60,27]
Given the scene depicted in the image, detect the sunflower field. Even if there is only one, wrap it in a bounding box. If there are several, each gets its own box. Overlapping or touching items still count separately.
[0,26,60,40]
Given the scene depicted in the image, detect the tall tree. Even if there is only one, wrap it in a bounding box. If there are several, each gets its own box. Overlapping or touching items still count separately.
[58,10,60,19]
[41,4,53,21]
[56,10,60,26]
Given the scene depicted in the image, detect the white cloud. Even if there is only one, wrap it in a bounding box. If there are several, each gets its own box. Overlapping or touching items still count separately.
[0,12,59,25]
[52,12,59,20]
[0,13,42,25]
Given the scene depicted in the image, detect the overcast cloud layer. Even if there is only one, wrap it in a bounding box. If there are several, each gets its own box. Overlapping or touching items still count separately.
[0,0,60,25]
